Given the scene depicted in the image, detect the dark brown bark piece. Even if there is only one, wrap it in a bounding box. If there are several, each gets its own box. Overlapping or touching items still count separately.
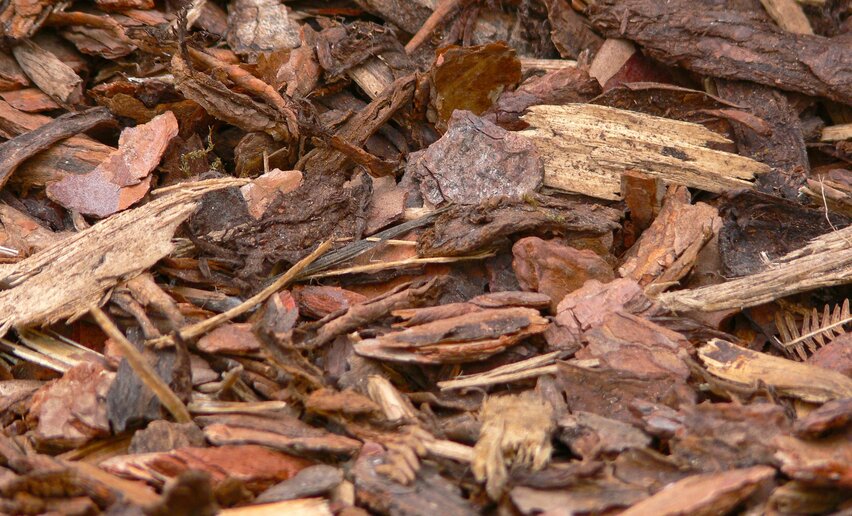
[715,80,809,198]
[355,306,549,364]
[486,65,601,130]
[558,411,651,459]
[316,21,411,80]
[718,189,850,277]
[511,480,648,515]
[669,402,791,472]
[589,0,852,105]
[409,110,544,206]
[0,50,29,91]
[255,464,343,503]
[544,0,604,58]
[128,421,205,454]
[11,39,84,105]
[0,107,112,191]
[417,195,621,257]
[556,362,693,426]
[352,442,478,516]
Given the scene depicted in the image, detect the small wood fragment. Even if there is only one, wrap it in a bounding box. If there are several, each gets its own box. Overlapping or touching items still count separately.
[759,0,814,34]
[698,339,852,403]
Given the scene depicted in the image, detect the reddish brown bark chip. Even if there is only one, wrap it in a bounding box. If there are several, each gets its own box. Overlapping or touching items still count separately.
[100,445,314,494]
[619,466,775,516]
[512,237,614,313]
[47,111,178,217]
[27,362,114,450]
[196,323,262,355]
[409,110,543,206]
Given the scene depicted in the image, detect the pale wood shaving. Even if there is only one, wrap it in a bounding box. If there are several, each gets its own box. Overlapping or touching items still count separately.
[521,104,769,200]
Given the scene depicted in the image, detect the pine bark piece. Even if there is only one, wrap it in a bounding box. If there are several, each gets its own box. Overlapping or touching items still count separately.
[11,40,84,105]
[352,442,478,516]
[473,392,554,500]
[557,362,693,426]
[0,50,29,91]
[100,444,313,493]
[27,362,114,450]
[544,0,603,59]
[658,222,852,312]
[394,291,551,327]
[760,0,814,34]
[620,466,775,516]
[512,237,614,312]
[47,111,178,218]
[510,480,648,515]
[579,311,691,380]
[588,0,852,105]
[0,0,60,40]
[620,186,721,292]
[521,104,768,200]
[0,106,112,191]
[227,0,300,59]
[559,411,651,460]
[255,465,343,503]
[698,339,852,403]
[793,398,852,438]
[666,402,790,471]
[774,430,852,488]
[354,307,548,364]
[486,65,601,130]
[196,323,262,355]
[202,423,362,457]
[171,53,292,142]
[546,278,658,350]
[409,110,543,206]
[0,87,60,112]
[0,179,243,336]
[417,195,621,257]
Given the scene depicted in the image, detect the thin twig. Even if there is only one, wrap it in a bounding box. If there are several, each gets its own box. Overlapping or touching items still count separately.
[304,251,495,279]
[405,0,464,54]
[90,306,192,424]
[149,240,333,347]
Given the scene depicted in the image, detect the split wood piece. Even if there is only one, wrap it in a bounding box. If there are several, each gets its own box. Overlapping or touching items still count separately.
[521,104,769,200]
[620,466,775,516]
[146,239,331,348]
[519,58,578,73]
[11,40,84,105]
[589,0,852,105]
[0,107,111,190]
[822,123,852,142]
[658,223,852,312]
[91,306,191,424]
[348,58,395,100]
[698,339,852,403]
[0,178,244,337]
[438,351,563,390]
[759,0,813,34]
